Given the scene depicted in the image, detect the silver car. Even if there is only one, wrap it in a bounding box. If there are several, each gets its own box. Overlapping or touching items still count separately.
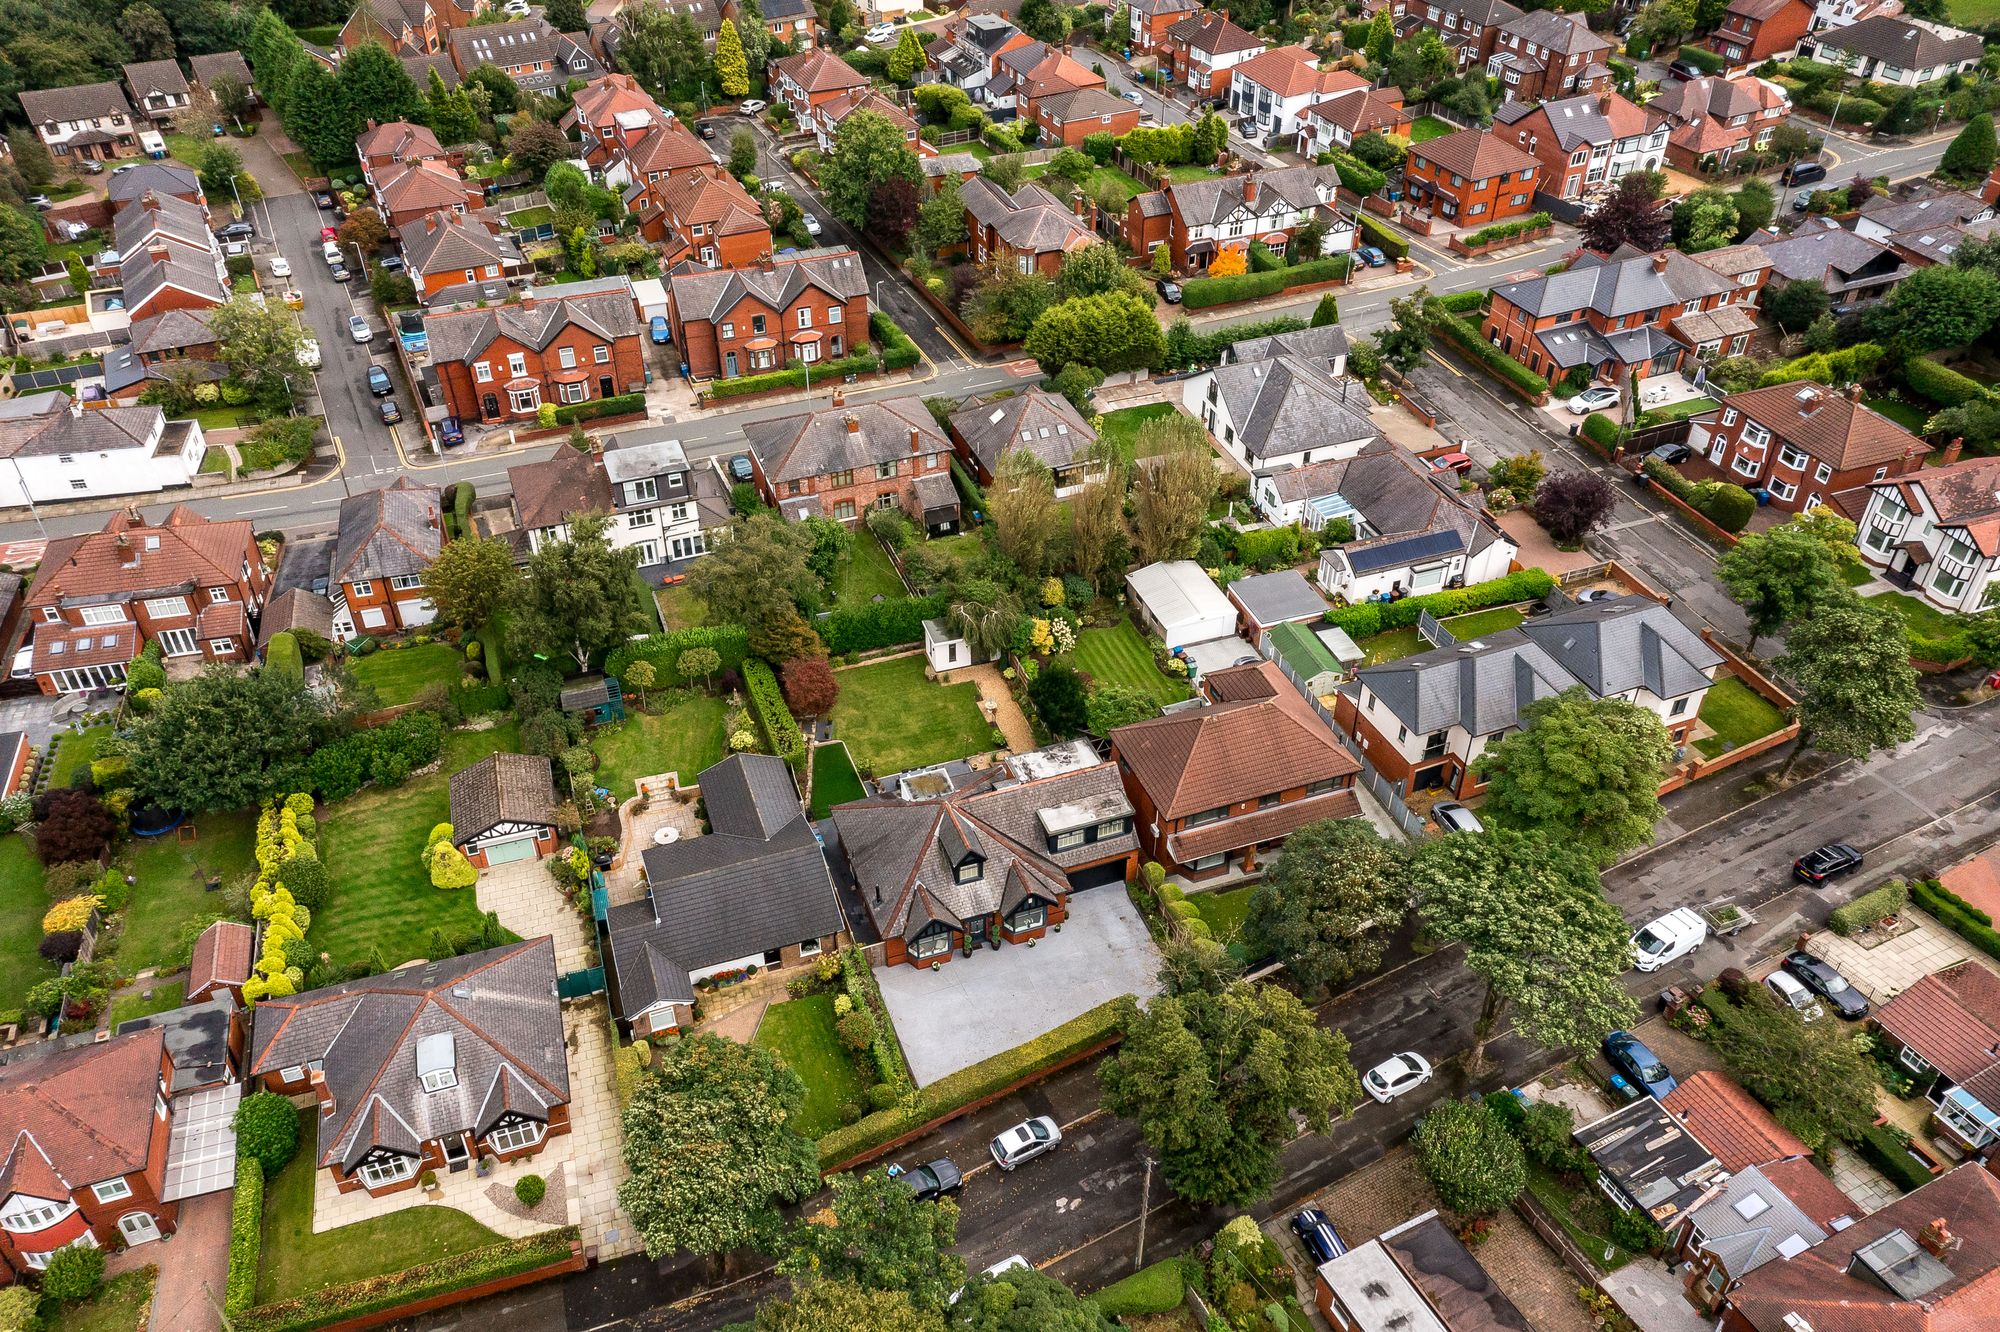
[348,315,373,344]
[989,1115,1061,1171]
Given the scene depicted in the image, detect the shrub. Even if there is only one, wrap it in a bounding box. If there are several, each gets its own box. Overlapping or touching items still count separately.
[1911,877,2000,963]
[837,1007,877,1050]
[38,931,81,963]
[606,625,751,686]
[41,895,98,934]
[1430,311,1552,401]
[1089,1258,1186,1317]
[0,1287,38,1332]
[1356,212,1408,259]
[873,311,921,371]
[1857,1122,1935,1192]
[1461,211,1551,250]
[1326,568,1555,638]
[1181,255,1353,309]
[233,1228,581,1332]
[1676,44,1723,74]
[514,1174,547,1208]
[226,1157,264,1315]
[743,658,805,770]
[266,631,303,681]
[32,787,115,866]
[277,846,332,909]
[1232,525,1304,570]
[307,710,445,799]
[1828,878,1909,936]
[1699,482,1758,534]
[703,349,882,399]
[1609,1206,1666,1254]
[1904,357,1988,408]
[821,593,947,654]
[234,1092,302,1174]
[551,392,645,425]
[40,1242,105,1302]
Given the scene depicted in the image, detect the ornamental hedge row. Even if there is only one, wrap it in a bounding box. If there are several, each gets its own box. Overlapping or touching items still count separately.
[224,1157,262,1316]
[606,624,751,685]
[840,945,912,1091]
[1675,44,1723,74]
[1324,567,1556,638]
[1327,149,1386,196]
[872,311,922,371]
[1912,876,2000,964]
[744,658,806,770]
[1356,212,1409,260]
[1579,412,1621,458]
[1180,255,1353,309]
[1857,1122,1936,1193]
[1438,288,1485,315]
[235,1227,581,1332]
[552,392,645,426]
[821,593,949,655]
[1903,357,1986,409]
[1641,458,1757,534]
[818,997,1125,1170]
[1827,878,1910,936]
[1461,211,1551,250]
[704,348,882,400]
[1430,311,1552,401]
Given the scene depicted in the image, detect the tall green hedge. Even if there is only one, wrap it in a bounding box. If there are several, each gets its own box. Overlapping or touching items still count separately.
[1328,150,1386,196]
[225,1157,263,1316]
[1828,879,1909,936]
[265,632,303,681]
[1903,358,1986,409]
[705,349,883,400]
[606,624,751,685]
[1431,311,1551,401]
[821,593,949,654]
[872,311,922,371]
[236,1228,580,1332]
[1181,255,1353,309]
[1356,213,1409,259]
[840,945,912,1090]
[744,658,806,769]
[1857,1122,1935,1192]
[1326,568,1555,638]
[1912,877,2000,963]
[1579,413,1621,457]
[553,392,645,425]
[1675,45,1723,74]
[1438,288,1485,315]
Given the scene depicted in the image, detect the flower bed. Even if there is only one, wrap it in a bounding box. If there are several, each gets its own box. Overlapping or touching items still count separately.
[1452,213,1552,255]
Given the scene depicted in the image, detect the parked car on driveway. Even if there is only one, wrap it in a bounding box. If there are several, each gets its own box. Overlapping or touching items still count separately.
[865,21,896,42]
[366,365,392,395]
[893,1159,962,1201]
[314,190,336,209]
[1603,1030,1677,1099]
[1362,1052,1432,1103]
[350,315,374,344]
[1567,385,1619,414]
[216,221,254,241]
[1430,801,1482,833]
[1356,245,1387,267]
[1667,58,1705,80]
[1794,842,1862,885]
[803,213,822,237]
[269,256,291,278]
[739,99,767,115]
[1648,441,1693,465]
[989,1116,1061,1170]
[1782,951,1869,1020]
[1156,277,1183,304]
[10,645,32,680]
[1766,968,1824,1022]
[1425,451,1473,475]
[649,315,671,345]
[437,416,464,447]
[1290,1207,1346,1264]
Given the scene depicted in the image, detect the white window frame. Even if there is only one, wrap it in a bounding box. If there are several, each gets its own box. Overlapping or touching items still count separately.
[487,1119,546,1153]
[79,605,126,625]
[474,361,493,383]
[92,1178,133,1204]
[350,579,374,598]
[356,1154,418,1188]
[143,595,189,618]
[507,352,527,378]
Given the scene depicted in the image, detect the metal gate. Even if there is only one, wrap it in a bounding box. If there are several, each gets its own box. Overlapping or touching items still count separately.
[557,966,605,999]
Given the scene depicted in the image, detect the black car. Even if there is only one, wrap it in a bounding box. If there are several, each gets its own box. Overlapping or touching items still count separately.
[313,190,336,209]
[1782,950,1870,1020]
[1156,278,1183,304]
[216,221,254,241]
[1793,842,1863,885]
[895,1158,963,1201]
[378,397,402,424]
[1781,160,1828,188]
[697,120,717,139]
[366,365,393,396]
[1289,1207,1346,1265]
[1667,58,1705,80]
[1648,442,1692,465]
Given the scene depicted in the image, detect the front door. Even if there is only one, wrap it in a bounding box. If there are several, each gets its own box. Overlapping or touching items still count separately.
[118,1212,160,1246]
[481,393,500,420]
[443,1135,470,1172]
[599,375,615,398]
[963,916,988,951]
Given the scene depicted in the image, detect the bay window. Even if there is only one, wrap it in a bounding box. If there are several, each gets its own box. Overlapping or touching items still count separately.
[356,1154,417,1189]
[486,1119,546,1154]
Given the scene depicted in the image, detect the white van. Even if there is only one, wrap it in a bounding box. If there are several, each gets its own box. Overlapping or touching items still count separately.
[1631,907,1707,973]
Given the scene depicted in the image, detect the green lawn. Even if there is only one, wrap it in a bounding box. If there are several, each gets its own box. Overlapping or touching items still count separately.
[834,534,907,608]
[1023,163,1147,202]
[1867,589,1967,642]
[257,1107,505,1304]
[830,656,992,776]
[1411,115,1455,142]
[1188,886,1252,942]
[1635,396,1725,429]
[1160,165,1223,183]
[592,694,729,800]
[1355,606,1528,666]
[117,808,258,973]
[0,837,56,1023]
[1089,1257,1187,1316]
[654,582,711,630]
[809,742,866,819]
[313,725,524,971]
[1693,676,1789,759]
[350,642,466,707]
[46,723,112,789]
[1061,620,1192,705]
[1840,559,1875,588]
[1095,403,1185,464]
[753,995,869,1139]
[111,980,185,1030]
[1866,394,1929,434]
[48,1267,158,1332]
[1948,0,2000,28]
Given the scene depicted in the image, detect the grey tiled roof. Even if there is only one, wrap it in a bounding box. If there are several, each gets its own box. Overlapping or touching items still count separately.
[121,253,225,312]
[124,59,189,98]
[425,277,640,365]
[1814,14,1981,68]
[1492,250,1679,319]
[950,387,1096,475]
[958,177,1092,253]
[1860,188,1991,234]
[1685,1165,1829,1281]
[741,393,952,485]
[1752,226,1905,285]
[1035,87,1132,125]
[333,477,442,582]
[401,212,519,277]
[114,191,213,252]
[666,249,866,324]
[248,940,570,1171]
[188,51,253,88]
[1497,7,1611,54]
[107,162,199,206]
[1518,594,1721,697]
[923,152,980,179]
[1210,354,1377,462]
[1228,569,1326,626]
[19,80,135,125]
[702,753,804,840]
[0,402,167,461]
[1230,321,1348,368]
[449,752,559,840]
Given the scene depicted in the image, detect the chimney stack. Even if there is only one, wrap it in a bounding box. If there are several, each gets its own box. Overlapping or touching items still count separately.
[1243,174,1257,204]
[909,427,921,454]
[1652,252,1668,274]
[520,291,537,311]
[832,388,845,408]
[590,434,604,457]
[1846,382,1863,401]
[1944,435,1965,465]
[116,532,138,568]
[1917,1219,1956,1261]
[1598,92,1612,115]
[125,504,143,527]
[845,414,861,434]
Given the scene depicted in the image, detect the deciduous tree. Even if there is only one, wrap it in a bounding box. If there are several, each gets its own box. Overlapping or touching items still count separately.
[1054,242,1148,302]
[1243,819,1410,996]
[779,1169,964,1309]
[780,656,839,717]
[1084,682,1155,735]
[730,128,760,179]
[507,118,573,177]
[1580,173,1670,253]
[1023,291,1164,374]
[125,668,337,812]
[544,0,587,31]
[207,293,308,411]
[1068,456,1128,590]
[1710,986,1881,1144]
[1672,186,1738,253]
[736,0,772,75]
[508,512,651,674]
[1375,287,1433,373]
[751,1280,933,1332]
[0,207,45,285]
[1878,263,2000,352]
[822,109,922,231]
[1531,470,1615,546]
[1717,520,1846,651]
[418,535,518,634]
[686,513,820,638]
[914,180,967,257]
[1131,416,1216,563]
[1385,29,1453,96]
[119,3,176,60]
[1028,662,1089,736]
[1776,592,1918,778]
[1412,1099,1525,1216]
[948,1267,1117,1331]
[1766,278,1829,333]
[868,175,921,248]
[988,450,1061,575]
[338,209,390,256]
[1474,689,1674,861]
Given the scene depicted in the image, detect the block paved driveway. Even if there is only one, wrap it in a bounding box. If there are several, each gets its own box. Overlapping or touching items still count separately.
[874,887,1162,1087]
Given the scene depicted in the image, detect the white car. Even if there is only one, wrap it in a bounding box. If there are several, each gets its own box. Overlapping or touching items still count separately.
[989,1115,1060,1171]
[298,337,321,369]
[1631,906,1707,973]
[1362,1052,1433,1104]
[803,214,822,237]
[502,0,530,13]
[1766,969,1824,1022]
[1430,800,1482,834]
[1566,385,1619,414]
[10,645,31,681]
[739,98,767,115]
[348,315,373,344]
[762,178,789,196]
[269,256,292,278]
[865,21,896,42]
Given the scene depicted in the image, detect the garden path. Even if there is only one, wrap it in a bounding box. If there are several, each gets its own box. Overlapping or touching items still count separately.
[937,663,1032,752]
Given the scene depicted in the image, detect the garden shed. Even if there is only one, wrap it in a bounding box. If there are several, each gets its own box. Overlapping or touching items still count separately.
[449,753,561,867]
[922,618,976,674]
[1127,560,1236,649]
[561,675,626,725]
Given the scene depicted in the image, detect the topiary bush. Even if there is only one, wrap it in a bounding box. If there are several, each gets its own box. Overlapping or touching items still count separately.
[39,1241,105,1303]
[234,1091,302,1175]
[1829,879,1909,936]
[0,1286,39,1332]
[514,1174,547,1208]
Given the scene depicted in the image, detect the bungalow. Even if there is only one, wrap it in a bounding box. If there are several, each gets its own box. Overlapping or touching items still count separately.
[448,753,561,867]
[0,397,207,510]
[1707,0,1814,71]
[1699,381,1927,514]
[329,478,444,636]
[1870,961,2000,1158]
[832,739,1140,968]
[1752,221,1910,310]
[948,387,1105,496]
[607,754,844,1036]
[742,391,960,533]
[246,940,571,1196]
[1810,14,1982,85]
[1111,658,1361,878]
[1854,451,2000,611]
[1301,442,1518,602]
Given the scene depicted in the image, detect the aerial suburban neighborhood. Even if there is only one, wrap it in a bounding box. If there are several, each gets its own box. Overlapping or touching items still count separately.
[7,0,2000,1330]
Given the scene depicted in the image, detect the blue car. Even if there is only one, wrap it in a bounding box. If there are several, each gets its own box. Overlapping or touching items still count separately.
[1289,1207,1346,1265]
[1357,245,1387,268]
[1603,1030,1676,1100]
[649,315,671,345]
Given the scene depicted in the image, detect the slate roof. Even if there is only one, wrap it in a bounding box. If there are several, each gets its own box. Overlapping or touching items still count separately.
[1035,86,1134,125]
[1649,73,1788,126]
[1684,1164,1830,1282]
[1166,11,1264,55]
[923,151,981,180]
[449,753,559,840]
[123,58,188,104]
[1493,249,1678,319]
[449,17,567,72]
[959,176,1093,253]
[1497,7,1612,55]
[19,81,135,126]
[667,248,865,323]
[27,505,250,606]
[1814,13,1982,68]
[1723,382,1926,471]
[950,386,1096,475]
[1861,187,1991,234]
[1496,91,1663,151]
[1207,352,1377,462]
[1229,569,1327,626]
[741,393,952,485]
[508,442,615,531]
[1753,223,1906,286]
[1113,659,1359,818]
[772,47,868,94]
[403,52,460,90]
[0,401,166,462]
[257,587,337,650]
[106,162,200,206]
[426,276,641,363]
[1663,1070,1811,1172]
[115,190,214,252]
[188,51,253,89]
[333,477,441,583]
[607,755,843,1015]
[1379,1211,1534,1332]
[1417,0,1524,29]
[402,210,519,277]
[247,940,570,1171]
[0,1028,166,1202]
[1230,321,1349,368]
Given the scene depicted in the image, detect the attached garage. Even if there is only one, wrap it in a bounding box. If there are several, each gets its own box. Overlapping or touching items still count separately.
[449,753,561,870]
[1065,859,1130,892]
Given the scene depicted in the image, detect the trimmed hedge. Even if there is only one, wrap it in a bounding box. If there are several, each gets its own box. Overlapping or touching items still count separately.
[818,997,1125,1169]
[872,311,922,371]
[1431,311,1551,401]
[236,1227,581,1332]
[1912,876,2000,964]
[1326,568,1555,638]
[606,624,751,685]
[225,1157,263,1316]
[949,455,987,517]
[1181,255,1353,309]
[1641,458,1757,534]
[1356,212,1408,260]
[705,349,882,400]
[1756,344,1883,389]
[744,658,806,770]
[1675,44,1723,74]
[1328,150,1386,196]
[840,945,912,1090]
[1579,412,1621,458]
[1461,211,1551,250]
[1857,1122,1935,1193]
[1438,288,1485,315]
[821,592,948,655]
[1903,357,1986,409]
[1827,878,1909,936]
[553,392,644,426]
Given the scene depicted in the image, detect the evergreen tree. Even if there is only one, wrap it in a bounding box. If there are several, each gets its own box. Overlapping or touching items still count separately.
[1941,113,1996,185]
[888,27,926,83]
[335,40,422,127]
[715,18,750,98]
[284,61,363,172]
[426,67,481,145]
[544,0,587,32]
[1366,8,1393,62]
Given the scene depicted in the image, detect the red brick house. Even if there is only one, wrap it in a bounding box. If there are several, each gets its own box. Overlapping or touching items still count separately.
[1485,9,1613,103]
[562,73,668,164]
[1702,382,1928,513]
[1707,0,1813,71]
[1479,249,1741,386]
[1403,127,1540,230]
[1129,0,1201,55]
[770,48,867,121]
[186,920,256,1004]
[425,277,646,424]
[401,210,526,299]
[807,87,929,157]
[357,119,449,175]
[339,0,475,58]
[329,478,443,637]
[371,157,482,234]
[1648,74,1792,173]
[742,391,961,533]
[247,939,571,1197]
[832,740,1140,968]
[666,249,869,380]
[1032,87,1141,146]
[1392,0,1523,74]
[721,0,815,44]
[963,178,1095,275]
[1493,91,1668,202]
[1163,11,1266,99]
[23,504,267,692]
[449,753,560,867]
[636,170,772,269]
[0,1029,180,1280]
[1111,660,1361,879]
[1127,164,1345,273]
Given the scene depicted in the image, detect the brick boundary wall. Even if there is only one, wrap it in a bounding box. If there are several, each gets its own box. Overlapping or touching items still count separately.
[248,1243,587,1332]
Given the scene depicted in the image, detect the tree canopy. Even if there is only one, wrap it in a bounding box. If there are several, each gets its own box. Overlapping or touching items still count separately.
[779,1169,964,1310]
[1243,819,1410,995]
[1776,592,1918,775]
[1580,174,1669,253]
[125,667,337,812]
[418,534,518,634]
[945,1265,1118,1331]
[1716,519,1847,651]
[1474,689,1674,862]
[822,109,923,231]
[507,511,652,673]
[686,512,821,638]
[752,1279,935,1332]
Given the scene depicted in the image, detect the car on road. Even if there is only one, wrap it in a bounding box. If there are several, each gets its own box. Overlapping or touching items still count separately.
[1567,385,1620,414]
[299,338,321,369]
[1667,58,1706,80]
[1631,906,1706,973]
[217,221,254,241]
[865,21,897,41]
[1794,842,1862,885]
[649,315,671,344]
[893,1158,963,1201]
[1766,968,1825,1022]
[1120,89,1145,104]
[1425,451,1473,475]
[1603,1030,1677,1099]
[314,190,336,209]
[502,0,530,13]
[269,256,291,278]
[739,98,767,114]
[350,316,374,344]
[437,415,464,447]
[989,1115,1061,1171]
[1647,441,1693,465]
[1362,1052,1433,1103]
[1156,277,1183,303]
[10,645,32,681]
[1782,951,1869,1020]
[1781,160,1827,188]
[320,226,339,243]
[1430,800,1482,834]
[1792,190,1814,212]
[27,194,50,210]
[1289,1208,1347,1264]
[803,213,822,236]
[366,364,392,395]
[1356,245,1387,267]
[329,261,352,282]
[378,398,402,424]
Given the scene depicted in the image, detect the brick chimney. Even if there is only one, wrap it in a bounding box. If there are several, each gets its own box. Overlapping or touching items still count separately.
[1243,174,1257,205]
[1652,252,1668,273]
[845,414,861,434]
[520,291,537,311]
[1917,1218,1957,1261]
[1598,92,1612,115]
[1846,382,1863,401]
[590,434,604,457]
[909,427,921,454]
[831,388,845,408]
[116,531,138,568]
[1944,436,1965,465]
[426,212,441,234]
[147,241,169,263]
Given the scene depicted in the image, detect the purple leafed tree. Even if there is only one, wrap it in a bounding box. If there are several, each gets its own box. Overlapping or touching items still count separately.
[1532,471,1616,546]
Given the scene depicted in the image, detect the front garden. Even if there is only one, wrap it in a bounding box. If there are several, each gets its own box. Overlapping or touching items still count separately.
[1692,676,1788,759]
[1354,606,1528,665]
[829,655,995,776]
[753,994,871,1138]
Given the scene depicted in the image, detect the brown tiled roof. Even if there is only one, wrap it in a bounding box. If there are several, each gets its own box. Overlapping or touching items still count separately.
[1759,1156,1860,1235]
[1662,1071,1809,1173]
[1723,382,1927,471]
[1883,455,2000,556]
[624,119,714,174]
[188,920,255,999]
[0,1029,167,1200]
[773,47,866,94]
[567,72,660,130]
[1412,126,1540,180]
[26,505,251,606]
[31,620,138,674]
[196,600,244,639]
[357,119,445,162]
[449,752,559,841]
[375,158,470,214]
[1231,45,1361,98]
[1112,660,1359,818]
[1167,788,1361,861]
[1874,962,2000,1084]
[654,170,766,237]
[507,444,614,531]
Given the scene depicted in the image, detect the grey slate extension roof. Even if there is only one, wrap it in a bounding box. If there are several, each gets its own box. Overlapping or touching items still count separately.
[0,402,168,462]
[1423,0,1524,29]
[1492,249,1680,320]
[188,51,254,89]
[666,248,867,324]
[1815,14,1982,68]
[449,752,559,841]
[1684,1164,1830,1281]
[1034,86,1134,125]
[256,586,337,650]
[606,755,843,1017]
[19,81,136,126]
[1860,187,1992,234]
[742,393,952,485]
[1229,569,1327,627]
[332,476,442,583]
[247,940,570,1171]
[1208,352,1377,462]
[1752,226,1906,287]
[1358,593,1721,735]
[1230,321,1348,368]
[425,277,638,363]
[1167,164,1339,229]
[949,387,1097,476]
[923,151,981,180]
[106,162,200,206]
[1606,245,1738,306]
[958,177,1093,253]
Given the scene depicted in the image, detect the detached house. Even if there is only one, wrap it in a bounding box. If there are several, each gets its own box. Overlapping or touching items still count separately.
[339,0,475,58]
[1810,14,1982,84]
[329,477,444,636]
[247,940,571,1196]
[1752,222,1909,310]
[1494,91,1668,201]
[1701,381,1926,513]
[1033,87,1142,147]
[667,248,869,380]
[19,82,139,162]
[1297,85,1413,158]
[1303,441,1518,601]
[1854,186,1993,243]
[770,48,868,120]
[1855,451,2000,612]
[743,391,960,533]
[1483,249,1715,387]
[1403,127,1540,230]
[722,0,814,43]
[23,505,265,692]
[984,42,1103,122]
[448,18,601,94]
[949,387,1105,496]
[638,170,772,269]
[122,59,191,124]
[1112,659,1361,879]
[1708,0,1814,70]
[426,276,646,425]
[961,178,1095,275]
[1647,73,1792,172]
[608,754,845,1037]
[924,14,1036,105]
[1127,164,1348,274]
[1485,9,1613,103]
[1392,0,1524,73]
[1182,326,1379,473]
[1129,0,1201,55]
[1229,46,1368,143]
[188,51,255,102]
[1162,12,1266,99]
[834,739,1140,967]
[0,397,206,510]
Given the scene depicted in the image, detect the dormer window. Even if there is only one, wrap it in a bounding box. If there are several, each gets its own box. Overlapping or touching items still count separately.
[416,1032,457,1092]
[955,856,984,884]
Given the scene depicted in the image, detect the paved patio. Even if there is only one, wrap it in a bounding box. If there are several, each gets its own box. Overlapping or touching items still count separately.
[605,781,704,908]
[475,858,593,973]
[1803,911,1977,1004]
[874,887,1162,1087]
[1599,1261,1709,1332]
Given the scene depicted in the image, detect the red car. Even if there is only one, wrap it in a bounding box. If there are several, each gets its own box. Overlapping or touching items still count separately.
[1426,451,1473,476]
[320,226,339,243]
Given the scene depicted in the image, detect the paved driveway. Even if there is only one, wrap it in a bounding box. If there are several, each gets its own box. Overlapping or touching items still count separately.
[874,888,1162,1087]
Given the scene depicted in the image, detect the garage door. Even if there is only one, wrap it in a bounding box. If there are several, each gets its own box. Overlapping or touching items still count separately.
[1066,860,1129,892]
[482,834,538,865]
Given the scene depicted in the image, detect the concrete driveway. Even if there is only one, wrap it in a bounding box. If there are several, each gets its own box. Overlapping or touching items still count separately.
[874,887,1162,1087]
